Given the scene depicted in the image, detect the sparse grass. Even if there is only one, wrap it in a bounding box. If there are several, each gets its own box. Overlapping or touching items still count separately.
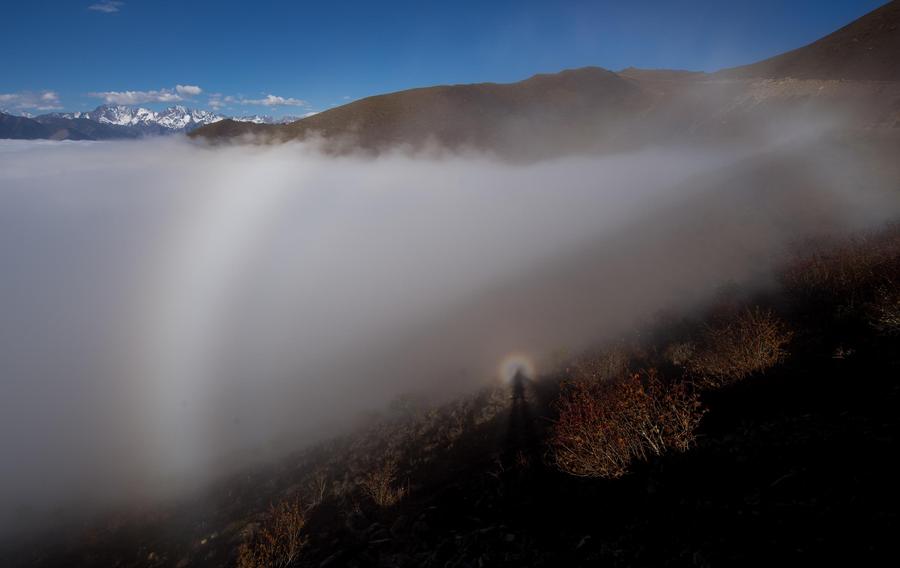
[569,345,633,382]
[781,225,900,310]
[550,369,705,479]
[237,498,307,568]
[687,307,793,389]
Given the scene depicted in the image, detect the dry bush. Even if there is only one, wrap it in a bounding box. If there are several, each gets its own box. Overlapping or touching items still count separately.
[664,341,696,367]
[360,457,408,507]
[514,449,531,470]
[568,345,633,383]
[305,468,329,508]
[687,307,792,389]
[473,385,511,426]
[237,498,307,568]
[338,384,516,489]
[781,227,900,308]
[868,284,900,334]
[549,370,705,479]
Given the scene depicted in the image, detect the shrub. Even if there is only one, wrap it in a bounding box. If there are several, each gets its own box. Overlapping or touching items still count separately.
[781,226,900,309]
[868,284,900,335]
[473,385,511,426]
[237,498,307,568]
[565,345,634,385]
[687,307,792,389]
[549,369,705,479]
[664,341,696,367]
[360,457,408,507]
[305,468,329,508]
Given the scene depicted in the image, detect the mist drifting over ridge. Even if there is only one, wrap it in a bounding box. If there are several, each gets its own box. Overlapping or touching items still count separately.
[0,125,898,535]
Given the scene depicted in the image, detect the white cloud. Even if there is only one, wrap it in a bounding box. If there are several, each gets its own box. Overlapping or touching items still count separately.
[0,91,62,112]
[90,90,182,105]
[88,1,124,13]
[241,94,307,107]
[89,85,203,105]
[176,85,202,96]
[207,93,306,110]
[207,94,235,111]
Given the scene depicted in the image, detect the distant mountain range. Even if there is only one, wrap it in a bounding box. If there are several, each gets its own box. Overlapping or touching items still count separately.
[190,1,900,159]
[0,104,302,141]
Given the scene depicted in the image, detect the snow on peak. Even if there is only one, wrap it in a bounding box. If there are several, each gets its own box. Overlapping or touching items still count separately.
[81,104,226,130]
[232,114,275,124]
[33,104,304,134]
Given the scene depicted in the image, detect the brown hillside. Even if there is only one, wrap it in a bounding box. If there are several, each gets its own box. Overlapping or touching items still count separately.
[191,67,652,155]
[719,1,900,80]
[190,3,900,154]
[618,67,707,82]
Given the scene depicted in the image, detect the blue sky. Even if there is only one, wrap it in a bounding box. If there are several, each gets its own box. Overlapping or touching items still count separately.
[0,0,888,117]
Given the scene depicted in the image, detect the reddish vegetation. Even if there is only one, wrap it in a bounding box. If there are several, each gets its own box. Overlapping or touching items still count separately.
[550,370,705,478]
[782,225,900,310]
[687,307,793,389]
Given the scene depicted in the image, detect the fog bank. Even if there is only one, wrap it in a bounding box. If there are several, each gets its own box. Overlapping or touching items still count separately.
[0,133,897,534]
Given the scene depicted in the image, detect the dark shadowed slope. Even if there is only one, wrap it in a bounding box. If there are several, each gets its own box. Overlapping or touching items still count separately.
[31,116,144,140]
[719,1,900,80]
[0,112,91,141]
[0,112,146,141]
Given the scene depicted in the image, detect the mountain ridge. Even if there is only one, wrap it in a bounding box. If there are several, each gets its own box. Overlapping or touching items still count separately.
[190,2,900,156]
[0,105,304,141]
[718,0,900,81]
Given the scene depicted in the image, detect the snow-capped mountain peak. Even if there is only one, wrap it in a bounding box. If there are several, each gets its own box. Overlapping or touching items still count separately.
[63,104,227,131]
[89,105,151,126]
[26,104,304,138]
[155,106,224,130]
[232,114,275,124]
